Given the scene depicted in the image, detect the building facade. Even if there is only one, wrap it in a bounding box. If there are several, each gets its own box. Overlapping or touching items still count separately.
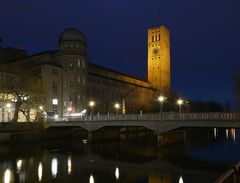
[0,26,171,120]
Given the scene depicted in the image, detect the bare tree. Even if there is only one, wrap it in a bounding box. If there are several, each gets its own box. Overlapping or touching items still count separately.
[0,66,42,122]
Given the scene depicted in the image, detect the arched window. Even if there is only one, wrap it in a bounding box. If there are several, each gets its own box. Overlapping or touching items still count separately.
[152,36,154,42]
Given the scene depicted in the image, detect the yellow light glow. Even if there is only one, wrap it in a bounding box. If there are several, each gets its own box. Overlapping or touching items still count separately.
[17,160,23,172]
[179,176,184,183]
[114,103,120,109]
[4,169,11,183]
[38,162,43,182]
[51,158,58,178]
[226,129,229,139]
[115,167,119,180]
[158,96,165,102]
[177,99,183,105]
[89,174,94,183]
[214,128,217,139]
[231,128,236,142]
[68,156,72,175]
[6,103,11,108]
[39,106,43,110]
[89,101,95,107]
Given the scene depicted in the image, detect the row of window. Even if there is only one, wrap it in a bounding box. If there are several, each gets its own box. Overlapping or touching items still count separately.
[152,34,160,42]
[151,57,161,60]
[64,77,86,89]
[63,59,86,69]
[60,43,85,49]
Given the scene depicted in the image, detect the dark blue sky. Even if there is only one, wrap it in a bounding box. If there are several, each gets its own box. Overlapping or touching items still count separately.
[1,0,240,106]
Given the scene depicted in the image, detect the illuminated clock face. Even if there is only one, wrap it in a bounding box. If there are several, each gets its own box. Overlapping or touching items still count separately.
[153,48,159,55]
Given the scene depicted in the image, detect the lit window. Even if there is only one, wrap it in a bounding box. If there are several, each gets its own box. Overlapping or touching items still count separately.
[77,59,81,68]
[78,76,80,83]
[52,99,58,105]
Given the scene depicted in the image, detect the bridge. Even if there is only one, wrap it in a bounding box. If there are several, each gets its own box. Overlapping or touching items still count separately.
[44,112,240,134]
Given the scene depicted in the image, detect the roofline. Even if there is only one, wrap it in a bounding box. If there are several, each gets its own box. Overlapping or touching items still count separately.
[88,62,149,83]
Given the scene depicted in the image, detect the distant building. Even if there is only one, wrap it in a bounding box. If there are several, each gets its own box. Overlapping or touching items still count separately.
[0,26,171,121]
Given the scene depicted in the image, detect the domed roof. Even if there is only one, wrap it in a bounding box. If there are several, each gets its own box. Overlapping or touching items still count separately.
[59,28,86,43]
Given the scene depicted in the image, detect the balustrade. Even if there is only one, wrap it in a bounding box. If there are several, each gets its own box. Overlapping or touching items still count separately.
[48,112,240,122]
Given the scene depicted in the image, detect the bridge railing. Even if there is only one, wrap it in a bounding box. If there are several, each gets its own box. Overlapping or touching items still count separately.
[50,112,240,122]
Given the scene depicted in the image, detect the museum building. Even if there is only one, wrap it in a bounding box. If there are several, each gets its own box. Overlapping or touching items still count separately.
[0,26,170,121]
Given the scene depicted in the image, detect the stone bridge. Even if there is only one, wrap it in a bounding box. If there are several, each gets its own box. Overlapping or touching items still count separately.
[44,112,240,134]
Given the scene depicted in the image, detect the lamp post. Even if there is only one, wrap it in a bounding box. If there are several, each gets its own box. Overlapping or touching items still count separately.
[177,99,183,113]
[6,103,11,122]
[89,101,95,119]
[158,96,166,113]
[114,103,120,115]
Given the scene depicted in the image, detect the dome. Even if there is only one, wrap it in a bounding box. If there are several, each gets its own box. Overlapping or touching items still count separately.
[59,28,86,43]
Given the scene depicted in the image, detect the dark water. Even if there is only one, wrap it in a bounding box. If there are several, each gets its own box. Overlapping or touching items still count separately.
[0,128,239,183]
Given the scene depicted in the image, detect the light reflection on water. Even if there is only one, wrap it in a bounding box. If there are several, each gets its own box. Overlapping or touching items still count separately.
[68,156,72,175]
[4,169,11,183]
[38,162,43,182]
[179,176,184,183]
[231,128,236,142]
[226,129,229,139]
[89,174,94,183]
[214,128,217,138]
[0,128,238,183]
[51,158,58,178]
[115,167,119,180]
[16,159,22,173]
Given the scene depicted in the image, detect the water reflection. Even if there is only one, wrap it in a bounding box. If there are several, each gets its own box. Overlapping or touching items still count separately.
[179,176,184,183]
[231,128,236,142]
[0,128,238,183]
[226,129,229,139]
[16,159,22,172]
[4,169,11,183]
[38,162,43,182]
[89,174,94,183]
[68,156,72,175]
[214,128,217,138]
[115,167,119,180]
[51,158,58,178]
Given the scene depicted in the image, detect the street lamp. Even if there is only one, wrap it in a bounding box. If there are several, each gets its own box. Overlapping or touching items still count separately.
[177,99,183,113]
[6,103,11,122]
[114,103,120,115]
[89,101,95,117]
[158,95,166,112]
[68,107,73,116]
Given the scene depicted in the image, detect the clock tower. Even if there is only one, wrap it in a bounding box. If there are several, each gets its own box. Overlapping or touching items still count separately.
[148,26,171,95]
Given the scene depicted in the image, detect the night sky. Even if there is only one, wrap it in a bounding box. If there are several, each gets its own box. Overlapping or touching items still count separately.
[1,0,240,107]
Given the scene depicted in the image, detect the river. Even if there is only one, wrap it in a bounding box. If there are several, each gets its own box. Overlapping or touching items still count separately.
[0,127,239,183]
